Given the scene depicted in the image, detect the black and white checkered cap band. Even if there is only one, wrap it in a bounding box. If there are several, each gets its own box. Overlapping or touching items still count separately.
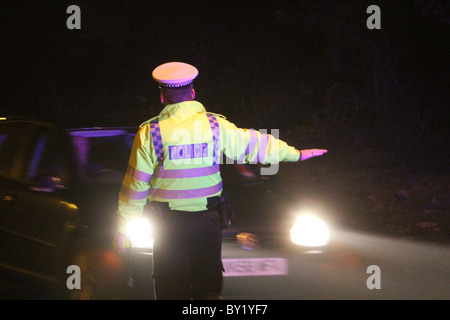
[158,80,194,88]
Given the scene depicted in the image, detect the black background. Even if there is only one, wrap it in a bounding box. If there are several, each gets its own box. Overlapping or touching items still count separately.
[0,0,449,300]
[1,0,449,170]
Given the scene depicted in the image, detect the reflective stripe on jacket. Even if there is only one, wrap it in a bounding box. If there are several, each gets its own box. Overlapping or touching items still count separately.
[117,100,300,233]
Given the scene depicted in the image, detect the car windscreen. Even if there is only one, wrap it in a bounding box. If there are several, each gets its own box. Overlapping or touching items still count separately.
[69,129,136,182]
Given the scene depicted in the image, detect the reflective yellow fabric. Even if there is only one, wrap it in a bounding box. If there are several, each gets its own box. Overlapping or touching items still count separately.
[117,100,300,233]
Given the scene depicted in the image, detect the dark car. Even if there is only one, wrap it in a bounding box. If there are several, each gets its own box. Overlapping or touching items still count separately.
[0,115,141,299]
[0,115,331,299]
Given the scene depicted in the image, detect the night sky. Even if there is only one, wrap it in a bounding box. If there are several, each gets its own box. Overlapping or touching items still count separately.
[1,1,449,160]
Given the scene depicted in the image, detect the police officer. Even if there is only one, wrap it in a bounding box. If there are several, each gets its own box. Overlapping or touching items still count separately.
[114,62,327,299]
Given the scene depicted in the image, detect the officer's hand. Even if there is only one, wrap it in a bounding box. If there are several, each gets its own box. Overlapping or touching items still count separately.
[113,232,131,256]
[300,149,328,161]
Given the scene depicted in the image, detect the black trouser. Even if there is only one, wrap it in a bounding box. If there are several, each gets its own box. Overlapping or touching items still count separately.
[151,204,223,300]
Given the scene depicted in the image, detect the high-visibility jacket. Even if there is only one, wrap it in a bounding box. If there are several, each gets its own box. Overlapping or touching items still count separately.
[117,100,300,234]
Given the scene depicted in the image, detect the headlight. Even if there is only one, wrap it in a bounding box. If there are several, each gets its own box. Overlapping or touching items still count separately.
[290,214,329,247]
[126,218,154,249]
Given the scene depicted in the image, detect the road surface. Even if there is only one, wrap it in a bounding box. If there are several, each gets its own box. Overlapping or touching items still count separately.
[1,226,448,300]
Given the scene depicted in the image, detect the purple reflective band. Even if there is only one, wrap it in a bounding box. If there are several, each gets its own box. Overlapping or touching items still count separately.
[246,129,258,154]
[120,184,149,200]
[256,133,270,163]
[149,181,223,200]
[126,165,152,183]
[155,164,220,179]
[238,129,258,163]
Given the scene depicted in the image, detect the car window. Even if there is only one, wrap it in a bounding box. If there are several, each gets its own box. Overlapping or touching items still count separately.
[69,129,135,181]
[25,130,70,187]
[0,121,34,179]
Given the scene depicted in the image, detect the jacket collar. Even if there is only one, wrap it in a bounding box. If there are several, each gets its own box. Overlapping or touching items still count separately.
[159,100,206,117]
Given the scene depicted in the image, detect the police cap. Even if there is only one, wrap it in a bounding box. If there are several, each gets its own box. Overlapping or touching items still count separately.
[152,62,199,88]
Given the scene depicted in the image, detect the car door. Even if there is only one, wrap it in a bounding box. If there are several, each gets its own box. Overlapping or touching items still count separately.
[0,120,37,275]
[0,121,77,281]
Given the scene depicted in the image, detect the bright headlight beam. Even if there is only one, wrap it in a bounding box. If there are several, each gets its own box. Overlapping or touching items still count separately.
[290,214,330,247]
[126,218,154,249]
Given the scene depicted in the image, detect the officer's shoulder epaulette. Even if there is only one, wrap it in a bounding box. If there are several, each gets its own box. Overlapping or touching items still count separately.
[139,116,159,128]
[207,112,226,120]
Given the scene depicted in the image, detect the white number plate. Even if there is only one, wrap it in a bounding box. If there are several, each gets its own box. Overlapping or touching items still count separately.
[222,258,288,277]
